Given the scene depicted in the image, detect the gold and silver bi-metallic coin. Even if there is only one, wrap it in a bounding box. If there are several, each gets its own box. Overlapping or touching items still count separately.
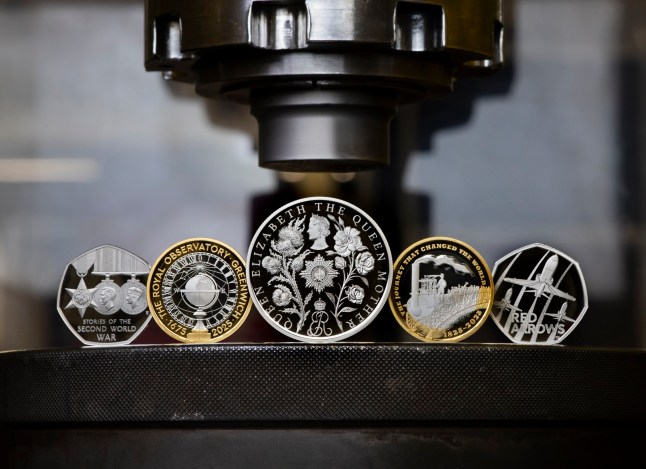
[389,237,493,342]
[247,197,393,343]
[57,245,152,346]
[147,238,251,343]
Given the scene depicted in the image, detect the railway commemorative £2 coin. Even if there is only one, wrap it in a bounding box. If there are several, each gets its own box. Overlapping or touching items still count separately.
[389,237,493,342]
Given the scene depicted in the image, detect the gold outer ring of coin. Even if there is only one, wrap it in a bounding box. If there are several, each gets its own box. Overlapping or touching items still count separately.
[388,236,494,343]
[146,238,252,343]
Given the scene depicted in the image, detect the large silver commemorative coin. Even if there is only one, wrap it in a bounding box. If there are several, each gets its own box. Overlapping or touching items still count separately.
[57,245,152,346]
[491,243,588,345]
[247,197,393,343]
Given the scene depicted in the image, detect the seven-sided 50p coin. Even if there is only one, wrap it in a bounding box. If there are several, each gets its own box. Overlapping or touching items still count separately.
[57,244,152,346]
[147,238,252,343]
[490,243,588,345]
[247,197,393,343]
[389,237,494,342]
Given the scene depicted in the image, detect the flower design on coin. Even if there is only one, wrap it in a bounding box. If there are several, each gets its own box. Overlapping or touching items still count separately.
[248,197,393,343]
[146,238,252,343]
[490,243,588,345]
[57,245,152,346]
[272,285,293,307]
[346,285,365,304]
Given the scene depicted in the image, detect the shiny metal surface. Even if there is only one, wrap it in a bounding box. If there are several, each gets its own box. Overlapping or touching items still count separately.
[147,238,252,343]
[247,197,393,342]
[389,237,493,342]
[145,0,504,171]
[491,244,589,345]
[0,0,644,352]
[56,245,153,346]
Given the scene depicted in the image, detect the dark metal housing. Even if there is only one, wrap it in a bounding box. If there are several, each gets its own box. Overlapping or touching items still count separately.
[145,0,504,171]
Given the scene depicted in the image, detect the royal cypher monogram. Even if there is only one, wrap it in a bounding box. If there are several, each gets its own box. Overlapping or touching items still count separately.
[249,202,389,338]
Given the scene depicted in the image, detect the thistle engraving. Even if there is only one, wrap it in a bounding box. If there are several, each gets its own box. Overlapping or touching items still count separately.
[262,217,315,333]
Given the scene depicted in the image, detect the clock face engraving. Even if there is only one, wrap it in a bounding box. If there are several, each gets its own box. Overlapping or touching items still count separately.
[247,197,393,343]
[147,238,251,343]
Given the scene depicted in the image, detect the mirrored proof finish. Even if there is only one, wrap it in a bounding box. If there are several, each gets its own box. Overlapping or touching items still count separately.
[147,238,251,343]
[57,245,152,346]
[491,243,589,345]
[247,197,393,343]
[389,237,493,342]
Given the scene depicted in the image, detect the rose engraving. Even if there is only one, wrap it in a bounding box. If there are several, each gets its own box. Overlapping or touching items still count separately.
[260,212,378,336]
[324,215,375,331]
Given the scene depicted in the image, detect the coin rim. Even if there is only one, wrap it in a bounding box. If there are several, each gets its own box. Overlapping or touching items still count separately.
[246,196,393,343]
[388,236,494,343]
[490,242,589,345]
[56,244,153,347]
[146,237,252,344]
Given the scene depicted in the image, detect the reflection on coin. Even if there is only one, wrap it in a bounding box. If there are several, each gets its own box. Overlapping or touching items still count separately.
[247,197,393,343]
[147,238,251,343]
[490,243,588,345]
[57,245,152,346]
[389,237,493,342]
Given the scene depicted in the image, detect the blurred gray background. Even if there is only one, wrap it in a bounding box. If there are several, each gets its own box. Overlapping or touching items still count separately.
[0,0,644,349]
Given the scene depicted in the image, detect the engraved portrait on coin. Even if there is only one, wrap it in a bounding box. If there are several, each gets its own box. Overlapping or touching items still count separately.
[121,278,148,315]
[389,237,493,342]
[147,238,251,343]
[57,245,152,346]
[490,243,588,345]
[93,279,123,315]
[247,197,393,343]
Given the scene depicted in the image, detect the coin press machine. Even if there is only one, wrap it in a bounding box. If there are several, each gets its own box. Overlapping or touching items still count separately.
[1,1,644,467]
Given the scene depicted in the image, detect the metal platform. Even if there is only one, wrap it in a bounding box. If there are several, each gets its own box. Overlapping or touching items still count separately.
[1,344,645,467]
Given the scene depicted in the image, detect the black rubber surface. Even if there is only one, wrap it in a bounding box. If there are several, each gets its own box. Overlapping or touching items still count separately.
[1,344,644,424]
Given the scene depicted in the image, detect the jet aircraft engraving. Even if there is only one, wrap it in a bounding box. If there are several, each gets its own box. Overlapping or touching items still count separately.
[544,302,576,323]
[503,254,575,301]
[493,287,523,314]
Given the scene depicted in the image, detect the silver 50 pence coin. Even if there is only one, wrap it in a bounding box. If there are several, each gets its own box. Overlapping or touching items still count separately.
[491,243,588,345]
[57,245,152,346]
[247,197,393,343]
